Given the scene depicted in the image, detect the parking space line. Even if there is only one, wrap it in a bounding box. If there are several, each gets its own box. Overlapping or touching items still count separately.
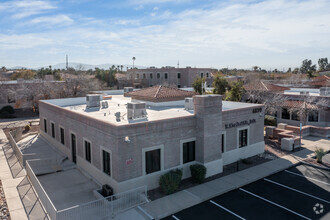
[209,200,246,220]
[284,170,330,186]
[137,206,153,220]
[239,188,311,220]
[264,178,330,204]
[172,215,180,220]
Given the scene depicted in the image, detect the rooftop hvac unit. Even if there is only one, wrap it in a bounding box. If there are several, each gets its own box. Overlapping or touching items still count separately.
[102,184,113,197]
[300,91,309,95]
[115,112,121,122]
[101,101,109,109]
[184,98,194,110]
[86,94,101,108]
[124,87,134,93]
[127,102,147,119]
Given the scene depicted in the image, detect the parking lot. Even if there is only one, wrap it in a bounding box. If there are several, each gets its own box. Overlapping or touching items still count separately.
[163,164,330,220]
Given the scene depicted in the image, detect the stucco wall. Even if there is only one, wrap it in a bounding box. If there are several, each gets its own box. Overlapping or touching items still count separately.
[39,97,265,193]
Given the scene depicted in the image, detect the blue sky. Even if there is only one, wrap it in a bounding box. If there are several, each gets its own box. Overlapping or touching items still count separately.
[0,0,329,69]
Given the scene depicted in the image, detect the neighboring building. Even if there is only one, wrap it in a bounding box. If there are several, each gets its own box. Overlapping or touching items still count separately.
[224,75,244,83]
[39,87,265,193]
[309,75,330,88]
[318,70,330,76]
[243,81,330,127]
[126,66,217,88]
[0,79,64,109]
[276,88,330,127]
[244,81,288,93]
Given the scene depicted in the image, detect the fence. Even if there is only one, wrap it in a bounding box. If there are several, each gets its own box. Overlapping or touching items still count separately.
[26,160,58,220]
[26,158,147,220]
[8,131,38,166]
[8,131,24,166]
[11,134,148,220]
[56,186,148,220]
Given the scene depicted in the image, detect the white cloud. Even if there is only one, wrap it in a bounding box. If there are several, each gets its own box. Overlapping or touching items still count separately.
[29,14,74,25]
[1,0,330,69]
[114,19,140,25]
[0,0,56,19]
[129,0,190,5]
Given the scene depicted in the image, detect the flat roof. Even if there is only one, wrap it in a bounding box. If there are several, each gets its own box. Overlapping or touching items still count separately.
[43,95,262,125]
[284,88,320,96]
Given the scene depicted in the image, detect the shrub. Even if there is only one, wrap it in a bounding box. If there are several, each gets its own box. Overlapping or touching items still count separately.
[0,105,15,114]
[190,164,207,184]
[264,115,276,126]
[159,169,182,195]
[24,125,31,131]
[315,148,326,163]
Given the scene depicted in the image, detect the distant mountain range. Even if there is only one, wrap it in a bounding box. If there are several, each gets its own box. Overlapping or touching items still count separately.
[9,62,147,70]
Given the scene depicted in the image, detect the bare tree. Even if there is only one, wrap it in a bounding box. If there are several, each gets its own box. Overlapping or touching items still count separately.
[63,72,104,97]
[245,89,288,115]
[286,95,328,126]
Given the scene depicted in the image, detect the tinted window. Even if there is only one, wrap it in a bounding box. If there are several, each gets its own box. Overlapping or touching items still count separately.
[183,141,195,163]
[145,149,160,174]
[102,150,111,176]
[239,129,248,148]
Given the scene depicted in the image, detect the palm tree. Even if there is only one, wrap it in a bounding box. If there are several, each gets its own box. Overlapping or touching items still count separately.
[132,57,136,69]
[132,57,136,87]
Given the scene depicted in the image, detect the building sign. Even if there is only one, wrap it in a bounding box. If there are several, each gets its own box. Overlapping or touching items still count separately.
[253,108,262,113]
[225,119,256,129]
[126,158,133,165]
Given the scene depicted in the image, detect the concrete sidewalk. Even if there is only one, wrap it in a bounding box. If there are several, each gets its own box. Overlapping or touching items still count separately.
[0,129,28,220]
[139,148,318,219]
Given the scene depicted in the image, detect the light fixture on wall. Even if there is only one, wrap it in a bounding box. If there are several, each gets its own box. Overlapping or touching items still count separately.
[125,136,131,143]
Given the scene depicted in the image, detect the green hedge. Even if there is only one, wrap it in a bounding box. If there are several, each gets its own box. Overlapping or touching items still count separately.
[264,115,276,126]
[190,164,207,184]
[159,169,182,195]
[0,105,15,114]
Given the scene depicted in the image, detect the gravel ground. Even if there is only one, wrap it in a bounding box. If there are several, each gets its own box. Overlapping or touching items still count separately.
[0,180,10,220]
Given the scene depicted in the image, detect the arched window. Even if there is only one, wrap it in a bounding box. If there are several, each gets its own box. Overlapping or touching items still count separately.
[201,72,204,78]
[177,73,181,79]
[157,73,160,79]
[136,74,139,79]
[150,73,153,79]
[143,73,146,79]
[206,72,209,78]
[164,73,168,79]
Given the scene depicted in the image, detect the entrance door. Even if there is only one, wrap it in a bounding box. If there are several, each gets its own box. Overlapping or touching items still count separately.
[71,133,77,163]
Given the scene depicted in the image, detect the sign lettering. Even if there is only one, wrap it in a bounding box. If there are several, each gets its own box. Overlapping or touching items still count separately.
[253,108,262,113]
[225,119,256,129]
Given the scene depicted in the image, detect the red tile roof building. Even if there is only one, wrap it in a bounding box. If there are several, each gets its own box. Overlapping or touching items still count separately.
[124,85,196,102]
[244,81,288,92]
[310,75,330,88]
